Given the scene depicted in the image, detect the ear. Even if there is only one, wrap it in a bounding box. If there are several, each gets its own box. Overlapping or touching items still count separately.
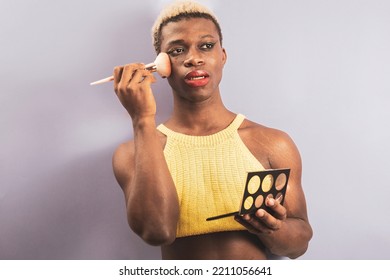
[221,47,227,65]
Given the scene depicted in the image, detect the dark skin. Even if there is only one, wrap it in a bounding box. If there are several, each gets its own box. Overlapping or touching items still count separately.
[112,17,312,259]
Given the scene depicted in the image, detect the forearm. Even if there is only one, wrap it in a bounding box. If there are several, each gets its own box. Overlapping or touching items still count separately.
[127,116,179,245]
[257,217,312,259]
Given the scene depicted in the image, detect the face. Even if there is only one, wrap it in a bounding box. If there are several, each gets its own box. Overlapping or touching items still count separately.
[159,17,227,102]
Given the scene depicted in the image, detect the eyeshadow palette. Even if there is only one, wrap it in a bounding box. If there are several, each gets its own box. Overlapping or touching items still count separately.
[206,168,290,221]
[239,168,290,215]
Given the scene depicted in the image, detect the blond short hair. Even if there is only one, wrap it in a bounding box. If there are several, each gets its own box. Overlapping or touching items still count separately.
[151,0,222,53]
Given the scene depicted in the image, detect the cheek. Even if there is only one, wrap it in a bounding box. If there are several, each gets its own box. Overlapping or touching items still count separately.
[168,59,184,77]
[167,68,181,85]
[212,59,224,76]
[166,69,184,90]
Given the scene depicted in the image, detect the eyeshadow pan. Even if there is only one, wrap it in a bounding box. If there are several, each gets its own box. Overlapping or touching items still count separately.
[275,173,287,191]
[244,196,254,210]
[254,194,264,208]
[261,174,273,192]
[247,175,261,194]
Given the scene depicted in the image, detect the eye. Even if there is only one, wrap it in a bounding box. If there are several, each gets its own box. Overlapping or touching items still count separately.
[200,42,216,50]
[167,47,185,56]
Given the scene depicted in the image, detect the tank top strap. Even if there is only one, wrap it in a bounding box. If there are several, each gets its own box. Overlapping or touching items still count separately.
[228,114,246,131]
[156,123,171,136]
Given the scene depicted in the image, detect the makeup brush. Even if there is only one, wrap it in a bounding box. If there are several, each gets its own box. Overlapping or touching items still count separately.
[90,52,171,86]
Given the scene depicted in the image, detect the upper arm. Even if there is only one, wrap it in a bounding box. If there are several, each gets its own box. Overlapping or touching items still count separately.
[268,130,308,221]
[112,133,167,191]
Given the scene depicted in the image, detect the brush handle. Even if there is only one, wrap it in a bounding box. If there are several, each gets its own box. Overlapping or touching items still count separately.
[89,64,156,86]
[90,76,114,86]
[206,211,239,221]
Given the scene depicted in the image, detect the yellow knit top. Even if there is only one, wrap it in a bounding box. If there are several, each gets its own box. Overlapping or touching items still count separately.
[157,114,265,237]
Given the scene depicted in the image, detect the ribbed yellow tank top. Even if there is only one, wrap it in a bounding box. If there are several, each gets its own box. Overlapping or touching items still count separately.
[157,114,265,237]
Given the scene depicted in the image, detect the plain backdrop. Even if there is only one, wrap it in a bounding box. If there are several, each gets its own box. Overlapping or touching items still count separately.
[1,0,389,259]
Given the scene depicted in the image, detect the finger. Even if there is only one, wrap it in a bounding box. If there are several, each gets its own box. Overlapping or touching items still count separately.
[113,66,123,92]
[143,71,157,84]
[128,67,150,86]
[118,63,144,90]
[254,209,281,231]
[235,214,273,235]
[265,197,287,220]
[113,66,123,83]
[234,215,259,234]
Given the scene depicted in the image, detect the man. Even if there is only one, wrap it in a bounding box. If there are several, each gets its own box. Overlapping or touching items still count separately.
[112,0,312,259]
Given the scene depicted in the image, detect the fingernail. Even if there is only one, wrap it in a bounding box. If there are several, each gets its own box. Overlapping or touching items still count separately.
[257,209,265,218]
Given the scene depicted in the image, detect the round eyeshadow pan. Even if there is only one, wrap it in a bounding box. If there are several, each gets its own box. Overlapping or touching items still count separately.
[275,173,287,191]
[247,175,261,194]
[255,194,264,208]
[261,174,274,192]
[243,196,254,210]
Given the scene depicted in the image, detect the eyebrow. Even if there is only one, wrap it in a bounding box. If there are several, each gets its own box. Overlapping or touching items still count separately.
[166,39,186,47]
[165,34,217,47]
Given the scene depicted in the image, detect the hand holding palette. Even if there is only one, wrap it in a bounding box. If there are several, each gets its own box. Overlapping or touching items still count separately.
[206,168,290,221]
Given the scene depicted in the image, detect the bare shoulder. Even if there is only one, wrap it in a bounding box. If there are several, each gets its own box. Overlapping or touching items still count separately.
[239,118,291,142]
[238,118,301,170]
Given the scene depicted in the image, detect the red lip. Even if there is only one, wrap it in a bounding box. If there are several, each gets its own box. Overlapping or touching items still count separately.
[184,70,210,87]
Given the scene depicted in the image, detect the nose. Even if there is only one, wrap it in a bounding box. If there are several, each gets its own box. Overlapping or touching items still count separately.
[184,49,204,67]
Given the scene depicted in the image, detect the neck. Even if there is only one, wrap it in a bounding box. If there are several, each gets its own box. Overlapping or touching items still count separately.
[167,92,235,136]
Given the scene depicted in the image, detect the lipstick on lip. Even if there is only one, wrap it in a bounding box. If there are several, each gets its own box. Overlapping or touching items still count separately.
[184,70,210,87]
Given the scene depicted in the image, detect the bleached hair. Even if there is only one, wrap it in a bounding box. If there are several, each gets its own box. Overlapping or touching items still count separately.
[151,0,222,53]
